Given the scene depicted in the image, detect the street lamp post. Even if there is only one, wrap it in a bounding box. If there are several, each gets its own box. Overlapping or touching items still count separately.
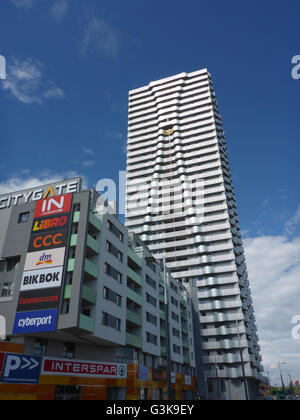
[278,361,286,397]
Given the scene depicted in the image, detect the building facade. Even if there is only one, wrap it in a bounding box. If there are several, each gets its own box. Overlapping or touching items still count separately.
[0,179,196,400]
[125,69,265,400]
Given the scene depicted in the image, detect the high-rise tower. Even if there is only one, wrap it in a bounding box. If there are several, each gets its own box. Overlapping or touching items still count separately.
[125,69,265,400]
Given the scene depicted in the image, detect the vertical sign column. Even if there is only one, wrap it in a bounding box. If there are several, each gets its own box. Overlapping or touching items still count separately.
[13,194,73,335]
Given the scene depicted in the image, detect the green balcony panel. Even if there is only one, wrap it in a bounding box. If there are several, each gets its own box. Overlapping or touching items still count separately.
[70,234,78,247]
[126,309,142,327]
[67,258,75,273]
[182,339,189,349]
[126,332,142,349]
[82,285,97,305]
[126,287,142,306]
[89,213,102,232]
[64,284,72,300]
[161,346,167,357]
[181,324,188,335]
[128,247,142,267]
[73,211,80,224]
[79,314,94,333]
[183,354,190,365]
[180,298,187,308]
[181,310,188,320]
[160,310,166,320]
[160,328,166,338]
[87,234,100,255]
[84,259,98,279]
[159,277,164,287]
[159,293,164,303]
[127,267,143,286]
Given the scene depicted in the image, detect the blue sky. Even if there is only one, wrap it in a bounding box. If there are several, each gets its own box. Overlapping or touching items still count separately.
[1,0,300,385]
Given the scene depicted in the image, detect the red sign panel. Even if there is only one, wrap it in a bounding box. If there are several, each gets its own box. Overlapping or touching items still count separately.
[34,194,72,218]
[0,352,5,371]
[42,358,127,379]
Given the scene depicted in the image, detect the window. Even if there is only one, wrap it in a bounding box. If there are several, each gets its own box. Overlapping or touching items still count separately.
[64,342,75,359]
[171,296,179,307]
[33,339,48,356]
[146,275,157,290]
[105,263,122,284]
[103,312,121,331]
[1,282,12,297]
[146,312,157,326]
[146,293,156,308]
[173,344,181,355]
[18,212,30,223]
[171,311,179,323]
[172,328,180,338]
[170,282,178,293]
[106,241,123,262]
[146,332,157,346]
[107,220,124,242]
[103,287,122,307]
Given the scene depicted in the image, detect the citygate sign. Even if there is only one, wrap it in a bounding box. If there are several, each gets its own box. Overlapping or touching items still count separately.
[0,178,80,211]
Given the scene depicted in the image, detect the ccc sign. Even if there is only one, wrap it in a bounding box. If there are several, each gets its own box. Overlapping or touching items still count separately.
[28,230,68,252]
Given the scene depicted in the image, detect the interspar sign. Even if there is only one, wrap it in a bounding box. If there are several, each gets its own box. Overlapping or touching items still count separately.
[42,358,127,379]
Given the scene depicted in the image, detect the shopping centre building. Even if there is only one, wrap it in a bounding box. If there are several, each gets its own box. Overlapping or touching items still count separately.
[0,178,196,400]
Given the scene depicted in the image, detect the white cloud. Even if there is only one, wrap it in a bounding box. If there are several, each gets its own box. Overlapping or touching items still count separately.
[0,171,88,195]
[285,204,300,236]
[10,0,34,8]
[244,235,300,385]
[2,58,64,104]
[80,14,121,59]
[49,0,69,23]
[81,161,96,168]
[82,146,95,156]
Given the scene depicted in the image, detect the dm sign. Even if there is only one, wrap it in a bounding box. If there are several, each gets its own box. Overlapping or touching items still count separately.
[1,353,42,384]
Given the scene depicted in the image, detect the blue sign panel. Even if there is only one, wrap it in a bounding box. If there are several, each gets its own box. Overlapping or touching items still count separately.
[13,309,58,335]
[139,366,149,381]
[1,353,42,384]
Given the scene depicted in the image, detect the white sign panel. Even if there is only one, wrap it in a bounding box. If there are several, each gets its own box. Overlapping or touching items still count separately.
[20,266,64,292]
[24,248,66,271]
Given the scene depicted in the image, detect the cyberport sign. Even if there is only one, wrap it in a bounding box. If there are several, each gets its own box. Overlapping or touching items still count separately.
[13,309,58,335]
[42,357,127,379]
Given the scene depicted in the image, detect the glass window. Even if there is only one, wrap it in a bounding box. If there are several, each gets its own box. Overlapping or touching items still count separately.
[18,212,30,223]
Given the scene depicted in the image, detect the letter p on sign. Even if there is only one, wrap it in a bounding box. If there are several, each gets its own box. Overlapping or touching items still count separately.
[4,355,21,378]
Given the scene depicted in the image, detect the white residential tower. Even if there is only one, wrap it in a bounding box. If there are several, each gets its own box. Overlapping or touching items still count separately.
[125,69,265,400]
